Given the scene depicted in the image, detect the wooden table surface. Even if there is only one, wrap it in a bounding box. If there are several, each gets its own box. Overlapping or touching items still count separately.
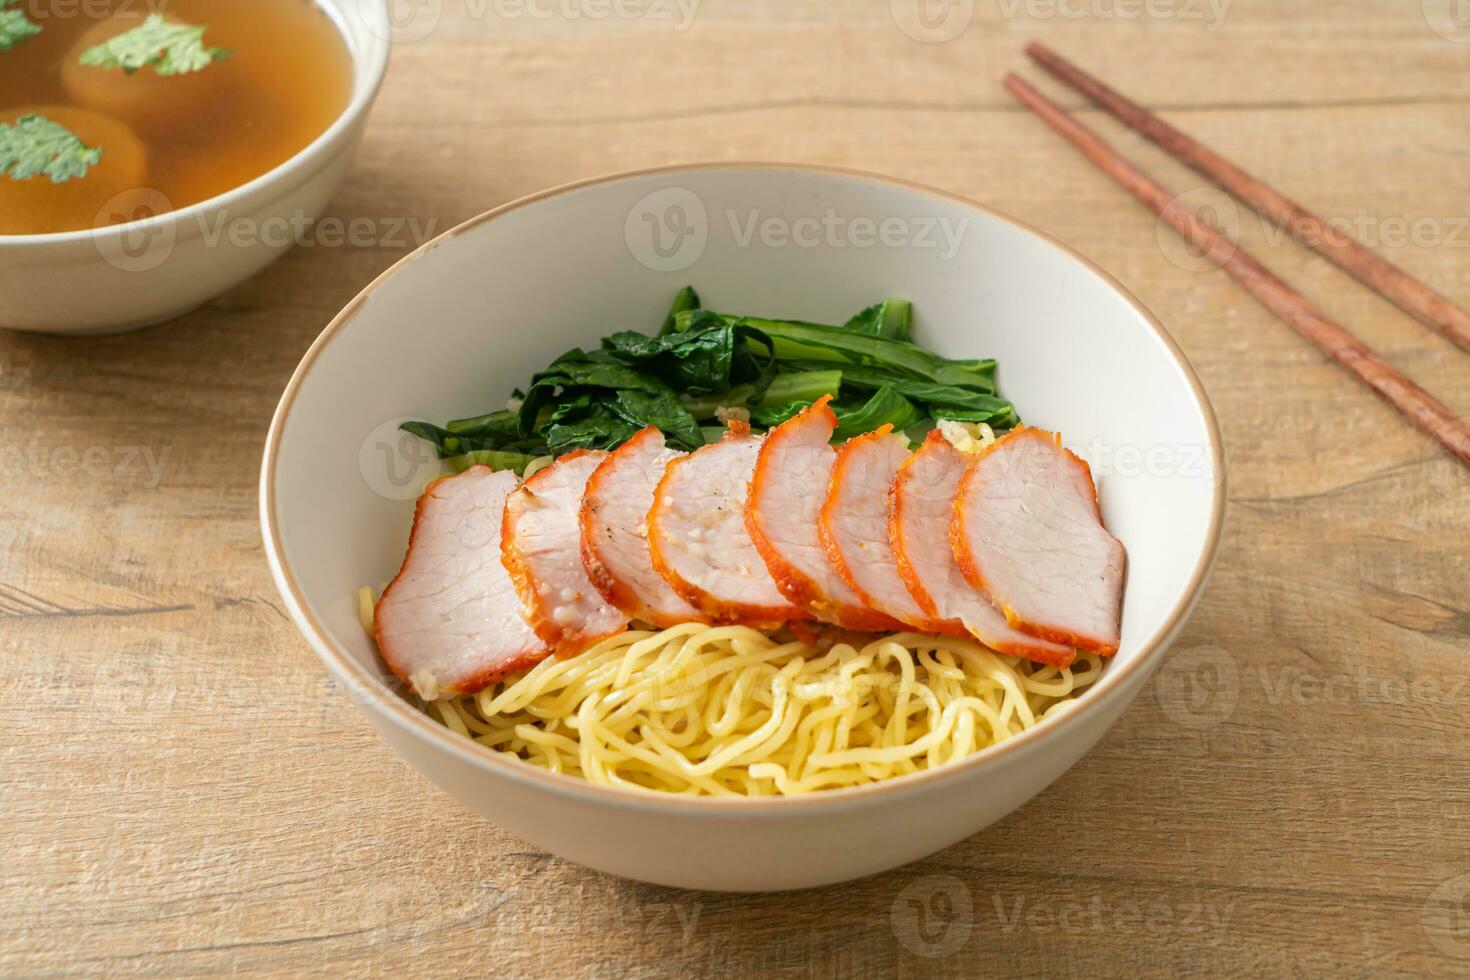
[4,1,1468,975]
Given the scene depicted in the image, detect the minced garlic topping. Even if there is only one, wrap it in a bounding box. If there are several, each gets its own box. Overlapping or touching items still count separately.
[937,418,997,455]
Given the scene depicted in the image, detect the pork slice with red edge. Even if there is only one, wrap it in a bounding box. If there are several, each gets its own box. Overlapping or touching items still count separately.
[647,422,806,627]
[891,430,1077,666]
[952,427,1126,655]
[746,397,902,631]
[502,450,630,654]
[374,466,551,699]
[818,426,930,629]
[580,426,705,627]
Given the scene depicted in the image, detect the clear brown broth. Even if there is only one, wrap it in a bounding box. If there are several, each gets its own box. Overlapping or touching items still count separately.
[0,0,353,234]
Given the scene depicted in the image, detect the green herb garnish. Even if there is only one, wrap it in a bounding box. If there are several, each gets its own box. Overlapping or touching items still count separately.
[0,0,42,51]
[78,14,231,76]
[399,288,1020,474]
[0,114,102,183]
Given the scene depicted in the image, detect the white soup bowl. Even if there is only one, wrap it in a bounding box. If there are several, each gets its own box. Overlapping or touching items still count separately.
[0,0,391,335]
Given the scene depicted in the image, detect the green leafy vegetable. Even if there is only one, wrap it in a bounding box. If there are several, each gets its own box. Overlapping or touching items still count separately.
[781,360,1016,428]
[683,312,1000,392]
[842,299,912,341]
[0,0,41,51]
[660,285,701,335]
[760,369,844,408]
[879,300,913,341]
[447,450,540,475]
[545,414,641,454]
[749,402,806,429]
[603,318,740,395]
[511,349,705,455]
[0,114,102,183]
[680,369,844,418]
[444,409,523,442]
[759,387,924,439]
[832,386,924,441]
[78,14,231,76]
[398,421,474,457]
[400,287,1018,471]
[606,388,705,451]
[605,314,777,398]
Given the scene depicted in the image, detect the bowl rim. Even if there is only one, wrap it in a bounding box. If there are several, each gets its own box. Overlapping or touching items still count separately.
[260,160,1227,814]
[0,0,391,248]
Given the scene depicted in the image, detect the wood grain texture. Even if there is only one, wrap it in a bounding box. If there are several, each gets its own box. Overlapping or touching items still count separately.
[2,1,1468,976]
[1002,71,1470,465]
[1022,40,1470,354]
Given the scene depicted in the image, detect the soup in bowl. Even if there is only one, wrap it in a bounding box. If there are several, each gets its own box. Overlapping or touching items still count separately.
[0,0,390,334]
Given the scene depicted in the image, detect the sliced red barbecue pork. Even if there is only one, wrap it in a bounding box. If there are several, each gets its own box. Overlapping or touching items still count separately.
[502,450,630,653]
[374,466,550,699]
[818,426,929,630]
[891,430,1077,666]
[951,427,1126,655]
[580,427,705,627]
[746,398,901,632]
[647,422,806,627]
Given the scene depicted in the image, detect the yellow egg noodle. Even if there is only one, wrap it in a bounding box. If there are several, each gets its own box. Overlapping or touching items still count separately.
[418,622,1102,797]
[368,414,1074,797]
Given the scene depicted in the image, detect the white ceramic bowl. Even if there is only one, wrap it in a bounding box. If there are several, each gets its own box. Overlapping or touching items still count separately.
[261,164,1225,892]
[0,0,390,335]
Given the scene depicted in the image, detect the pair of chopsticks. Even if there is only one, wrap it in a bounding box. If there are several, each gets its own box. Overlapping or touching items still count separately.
[1004,44,1470,470]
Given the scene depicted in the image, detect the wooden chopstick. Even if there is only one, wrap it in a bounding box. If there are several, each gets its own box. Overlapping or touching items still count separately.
[1024,42,1470,356]
[1002,73,1470,469]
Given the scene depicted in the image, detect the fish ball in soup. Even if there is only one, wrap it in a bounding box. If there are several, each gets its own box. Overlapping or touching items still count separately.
[61,13,227,140]
[0,105,150,235]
